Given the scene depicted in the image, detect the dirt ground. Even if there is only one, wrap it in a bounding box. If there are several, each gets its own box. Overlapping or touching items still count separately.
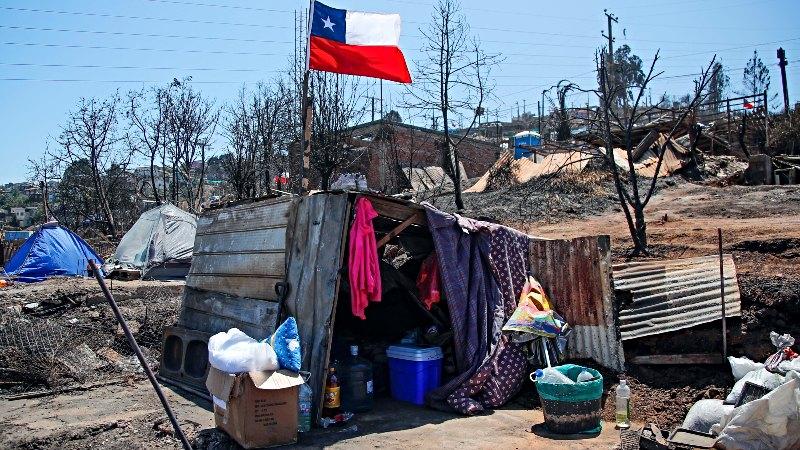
[1,180,798,448]
[0,379,622,449]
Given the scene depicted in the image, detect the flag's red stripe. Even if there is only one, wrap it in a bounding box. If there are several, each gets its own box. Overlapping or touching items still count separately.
[309,36,412,84]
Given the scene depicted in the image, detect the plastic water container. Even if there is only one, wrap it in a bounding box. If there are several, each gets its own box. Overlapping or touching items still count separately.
[339,345,374,412]
[386,345,443,405]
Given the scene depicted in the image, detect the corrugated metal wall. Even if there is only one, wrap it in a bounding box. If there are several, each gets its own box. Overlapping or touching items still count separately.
[614,255,741,341]
[529,235,625,371]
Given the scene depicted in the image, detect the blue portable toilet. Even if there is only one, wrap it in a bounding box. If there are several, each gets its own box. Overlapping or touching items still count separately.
[513,131,541,159]
[4,222,104,283]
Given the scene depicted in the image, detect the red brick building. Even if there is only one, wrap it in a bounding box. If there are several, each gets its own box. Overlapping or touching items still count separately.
[347,120,500,193]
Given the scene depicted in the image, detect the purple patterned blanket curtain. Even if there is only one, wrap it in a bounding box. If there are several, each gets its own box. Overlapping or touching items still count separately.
[423,204,531,415]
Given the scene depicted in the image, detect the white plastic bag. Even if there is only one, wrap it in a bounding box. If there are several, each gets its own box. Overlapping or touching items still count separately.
[207,328,279,373]
[728,356,765,381]
[713,379,800,450]
[725,368,785,404]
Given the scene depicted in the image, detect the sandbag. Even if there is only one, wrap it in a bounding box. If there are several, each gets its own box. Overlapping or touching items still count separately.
[728,356,765,381]
[208,328,278,373]
[713,379,800,450]
[682,399,735,434]
[725,368,785,404]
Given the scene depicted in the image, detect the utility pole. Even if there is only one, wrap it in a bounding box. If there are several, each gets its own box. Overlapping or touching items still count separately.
[523,99,527,114]
[516,101,520,118]
[778,47,790,116]
[537,100,541,134]
[602,9,618,108]
[380,79,384,119]
[370,96,376,121]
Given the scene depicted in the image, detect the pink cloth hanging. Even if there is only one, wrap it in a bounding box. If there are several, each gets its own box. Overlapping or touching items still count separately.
[348,197,382,319]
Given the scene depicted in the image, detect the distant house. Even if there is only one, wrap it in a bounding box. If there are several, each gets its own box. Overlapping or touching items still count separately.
[7,206,39,228]
[348,120,500,193]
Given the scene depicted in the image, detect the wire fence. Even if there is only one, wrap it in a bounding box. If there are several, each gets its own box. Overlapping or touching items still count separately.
[0,284,180,398]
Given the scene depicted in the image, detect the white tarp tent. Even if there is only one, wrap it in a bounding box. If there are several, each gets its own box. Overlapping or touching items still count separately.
[109,203,197,279]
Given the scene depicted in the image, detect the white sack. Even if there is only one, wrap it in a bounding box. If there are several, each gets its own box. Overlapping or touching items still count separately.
[682,399,735,434]
[728,356,765,381]
[725,368,785,404]
[207,328,278,373]
[713,378,800,450]
[778,358,800,374]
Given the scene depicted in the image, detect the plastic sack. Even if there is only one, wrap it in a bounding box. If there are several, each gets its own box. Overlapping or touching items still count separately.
[778,358,800,374]
[682,399,735,434]
[725,368,785,404]
[208,328,278,373]
[729,356,765,381]
[535,364,603,402]
[766,332,797,372]
[713,378,800,450]
[268,317,302,373]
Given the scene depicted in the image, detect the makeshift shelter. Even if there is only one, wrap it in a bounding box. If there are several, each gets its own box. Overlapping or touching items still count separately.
[3,222,103,283]
[162,193,623,422]
[107,204,197,279]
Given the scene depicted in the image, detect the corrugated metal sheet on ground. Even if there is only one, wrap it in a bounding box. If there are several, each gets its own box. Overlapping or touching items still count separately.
[529,235,625,371]
[608,133,690,178]
[614,255,741,341]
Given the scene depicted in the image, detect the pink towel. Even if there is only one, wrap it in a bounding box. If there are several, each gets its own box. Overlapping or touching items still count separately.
[348,197,382,319]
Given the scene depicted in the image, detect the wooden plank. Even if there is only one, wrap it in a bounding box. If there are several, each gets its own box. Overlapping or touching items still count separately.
[630,354,725,365]
[283,193,349,423]
[186,273,282,300]
[376,211,422,249]
[196,198,292,236]
[367,195,427,226]
[193,227,286,254]
[188,253,285,278]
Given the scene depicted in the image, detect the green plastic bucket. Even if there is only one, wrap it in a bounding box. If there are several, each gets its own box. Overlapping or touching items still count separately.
[534,364,603,434]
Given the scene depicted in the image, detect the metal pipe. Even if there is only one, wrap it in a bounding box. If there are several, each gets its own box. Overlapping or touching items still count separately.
[88,260,193,450]
[718,228,727,359]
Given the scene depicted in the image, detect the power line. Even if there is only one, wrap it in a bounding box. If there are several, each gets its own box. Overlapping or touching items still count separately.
[0,78,261,84]
[0,6,290,29]
[1,41,291,58]
[0,25,293,45]
[0,62,284,73]
[140,0,292,13]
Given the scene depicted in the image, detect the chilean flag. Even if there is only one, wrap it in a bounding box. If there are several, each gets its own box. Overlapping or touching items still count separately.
[308,1,412,84]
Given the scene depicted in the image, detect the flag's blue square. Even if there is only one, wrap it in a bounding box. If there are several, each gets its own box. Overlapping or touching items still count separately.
[311,1,346,43]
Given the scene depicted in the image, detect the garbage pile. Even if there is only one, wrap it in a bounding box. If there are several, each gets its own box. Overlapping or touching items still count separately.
[623,331,800,450]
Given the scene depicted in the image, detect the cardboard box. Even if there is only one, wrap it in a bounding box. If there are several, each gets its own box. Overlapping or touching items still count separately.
[206,366,304,449]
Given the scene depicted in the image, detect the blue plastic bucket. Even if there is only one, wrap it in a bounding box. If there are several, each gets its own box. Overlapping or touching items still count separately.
[386,345,443,405]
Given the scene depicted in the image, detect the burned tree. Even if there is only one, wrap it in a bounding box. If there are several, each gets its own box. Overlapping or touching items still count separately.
[407,0,499,210]
[594,50,719,255]
[163,79,218,212]
[54,94,132,236]
[127,86,170,203]
[308,72,364,190]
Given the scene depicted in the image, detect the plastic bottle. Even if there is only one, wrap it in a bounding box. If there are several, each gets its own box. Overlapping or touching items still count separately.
[534,367,575,384]
[577,370,595,382]
[615,380,631,429]
[298,382,313,433]
[339,345,374,412]
[322,367,341,418]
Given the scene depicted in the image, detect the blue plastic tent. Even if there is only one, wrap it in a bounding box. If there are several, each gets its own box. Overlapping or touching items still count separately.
[3,222,104,283]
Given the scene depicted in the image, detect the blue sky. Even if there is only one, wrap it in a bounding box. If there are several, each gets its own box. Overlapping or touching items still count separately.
[1,0,798,182]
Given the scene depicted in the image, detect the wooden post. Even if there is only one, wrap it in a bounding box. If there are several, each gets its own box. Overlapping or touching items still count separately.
[718,228,727,359]
[726,99,732,149]
[763,90,769,148]
[301,71,312,193]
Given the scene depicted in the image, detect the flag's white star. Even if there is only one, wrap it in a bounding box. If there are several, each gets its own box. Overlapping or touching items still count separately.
[322,16,335,31]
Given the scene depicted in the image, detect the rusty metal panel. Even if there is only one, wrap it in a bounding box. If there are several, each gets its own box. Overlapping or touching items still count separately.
[529,235,625,371]
[187,197,293,301]
[283,193,350,423]
[614,255,741,341]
